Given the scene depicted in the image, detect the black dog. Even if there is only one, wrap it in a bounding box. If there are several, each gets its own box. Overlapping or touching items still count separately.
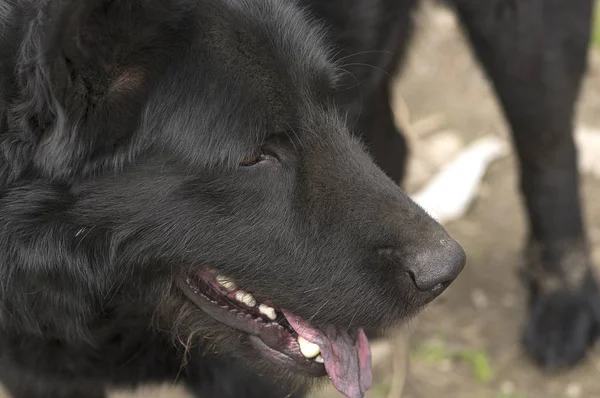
[0,1,595,398]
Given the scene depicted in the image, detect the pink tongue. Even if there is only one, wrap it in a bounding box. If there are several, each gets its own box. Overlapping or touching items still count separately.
[283,311,372,398]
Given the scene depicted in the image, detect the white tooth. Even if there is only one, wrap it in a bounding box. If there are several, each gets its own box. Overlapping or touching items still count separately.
[259,304,277,320]
[298,336,321,358]
[235,291,256,307]
[216,275,237,290]
[315,354,324,363]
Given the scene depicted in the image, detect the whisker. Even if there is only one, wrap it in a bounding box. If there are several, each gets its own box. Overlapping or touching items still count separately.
[341,62,392,78]
[336,50,394,63]
[307,298,330,323]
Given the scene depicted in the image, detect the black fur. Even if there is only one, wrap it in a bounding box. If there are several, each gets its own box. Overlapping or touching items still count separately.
[0,0,595,397]
[0,1,464,397]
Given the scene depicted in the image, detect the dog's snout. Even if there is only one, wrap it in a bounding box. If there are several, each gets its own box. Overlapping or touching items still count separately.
[381,236,466,292]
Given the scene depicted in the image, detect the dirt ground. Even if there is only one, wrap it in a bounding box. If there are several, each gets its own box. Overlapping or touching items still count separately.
[371,3,600,398]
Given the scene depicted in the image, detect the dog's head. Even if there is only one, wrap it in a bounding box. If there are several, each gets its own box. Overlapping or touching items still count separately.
[0,0,465,396]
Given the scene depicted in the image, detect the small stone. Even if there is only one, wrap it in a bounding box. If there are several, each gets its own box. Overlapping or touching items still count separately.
[430,7,458,31]
[439,358,452,372]
[500,380,515,395]
[422,131,463,170]
[566,383,582,398]
[471,289,489,310]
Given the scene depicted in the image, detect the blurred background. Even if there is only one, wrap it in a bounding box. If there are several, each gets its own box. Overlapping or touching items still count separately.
[346,1,600,397]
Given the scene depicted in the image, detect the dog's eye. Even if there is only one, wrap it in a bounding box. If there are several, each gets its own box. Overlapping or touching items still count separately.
[240,152,273,167]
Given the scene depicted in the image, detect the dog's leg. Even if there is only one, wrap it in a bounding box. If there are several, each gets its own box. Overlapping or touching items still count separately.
[315,0,417,184]
[356,81,409,184]
[449,0,599,368]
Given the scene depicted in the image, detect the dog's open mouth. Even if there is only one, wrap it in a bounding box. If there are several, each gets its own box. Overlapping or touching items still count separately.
[177,270,372,398]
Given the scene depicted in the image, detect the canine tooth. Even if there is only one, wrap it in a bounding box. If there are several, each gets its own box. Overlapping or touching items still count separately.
[258,304,277,320]
[315,355,324,363]
[298,336,320,358]
[216,275,237,290]
[235,291,256,307]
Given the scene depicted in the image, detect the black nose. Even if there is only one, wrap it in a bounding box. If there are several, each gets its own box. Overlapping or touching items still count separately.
[381,236,466,292]
[410,237,466,291]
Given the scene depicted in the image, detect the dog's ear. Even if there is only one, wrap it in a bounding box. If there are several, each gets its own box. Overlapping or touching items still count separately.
[17,0,192,180]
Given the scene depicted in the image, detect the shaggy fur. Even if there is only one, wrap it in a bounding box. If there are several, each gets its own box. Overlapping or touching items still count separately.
[0,0,596,397]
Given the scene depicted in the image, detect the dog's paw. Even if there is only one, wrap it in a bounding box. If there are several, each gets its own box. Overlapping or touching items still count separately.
[522,284,600,369]
[520,242,600,369]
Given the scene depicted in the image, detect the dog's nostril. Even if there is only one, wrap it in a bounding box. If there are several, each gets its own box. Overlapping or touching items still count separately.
[405,269,418,285]
[387,236,466,292]
[415,239,465,291]
[430,281,452,294]
[404,270,452,296]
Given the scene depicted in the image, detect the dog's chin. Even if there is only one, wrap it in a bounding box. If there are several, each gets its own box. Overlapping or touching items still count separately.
[176,270,326,377]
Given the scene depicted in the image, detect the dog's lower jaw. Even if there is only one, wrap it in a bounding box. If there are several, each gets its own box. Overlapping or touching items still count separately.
[177,272,375,398]
[177,273,327,375]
